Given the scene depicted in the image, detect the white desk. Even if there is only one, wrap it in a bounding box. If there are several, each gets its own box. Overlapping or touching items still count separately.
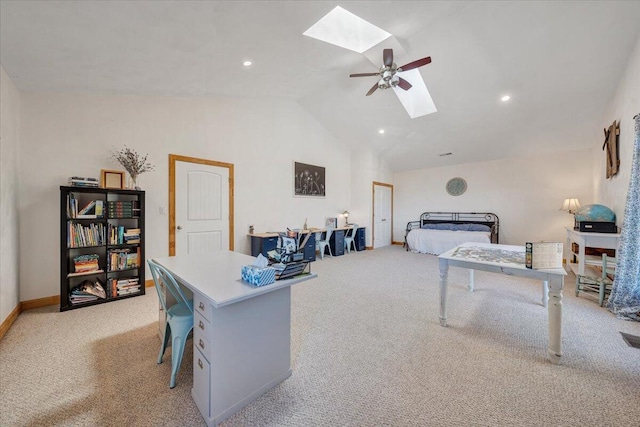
[153,252,317,426]
[565,227,621,276]
[438,242,566,364]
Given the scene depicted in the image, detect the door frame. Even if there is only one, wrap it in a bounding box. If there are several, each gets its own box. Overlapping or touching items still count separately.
[371,181,393,249]
[169,154,235,255]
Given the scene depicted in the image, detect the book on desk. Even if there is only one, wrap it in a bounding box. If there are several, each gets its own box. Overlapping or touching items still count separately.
[525,242,563,269]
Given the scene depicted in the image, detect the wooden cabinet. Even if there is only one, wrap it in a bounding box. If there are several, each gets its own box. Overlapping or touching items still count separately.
[60,186,145,311]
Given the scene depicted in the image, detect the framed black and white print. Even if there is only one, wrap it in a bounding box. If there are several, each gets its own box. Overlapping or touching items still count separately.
[294,162,325,197]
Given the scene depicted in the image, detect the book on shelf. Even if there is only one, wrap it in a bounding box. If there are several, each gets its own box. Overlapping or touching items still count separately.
[69,278,106,304]
[68,269,104,278]
[525,242,563,269]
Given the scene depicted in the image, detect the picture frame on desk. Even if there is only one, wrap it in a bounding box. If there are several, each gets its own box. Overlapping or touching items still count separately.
[100,169,125,189]
[325,217,337,228]
[293,161,325,197]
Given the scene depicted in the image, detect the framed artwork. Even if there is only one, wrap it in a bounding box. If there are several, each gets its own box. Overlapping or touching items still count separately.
[100,169,125,189]
[294,162,325,197]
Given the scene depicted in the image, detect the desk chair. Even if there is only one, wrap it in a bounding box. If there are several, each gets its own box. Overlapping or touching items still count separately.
[316,227,333,259]
[344,224,359,254]
[148,259,194,388]
[575,254,616,307]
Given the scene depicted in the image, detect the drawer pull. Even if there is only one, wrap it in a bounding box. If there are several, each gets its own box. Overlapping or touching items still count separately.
[199,339,205,350]
[198,358,203,369]
[198,320,205,330]
[198,301,205,310]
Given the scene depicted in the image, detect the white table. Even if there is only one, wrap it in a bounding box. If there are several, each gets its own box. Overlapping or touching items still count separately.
[438,242,566,364]
[565,227,620,276]
[154,252,317,426]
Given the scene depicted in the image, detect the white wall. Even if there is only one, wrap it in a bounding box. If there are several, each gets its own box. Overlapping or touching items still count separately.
[0,67,21,324]
[350,148,393,247]
[594,35,640,223]
[393,149,594,249]
[19,93,351,301]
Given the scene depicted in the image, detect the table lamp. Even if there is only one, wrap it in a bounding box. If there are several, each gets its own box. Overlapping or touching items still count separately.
[560,198,581,214]
[342,210,350,226]
[560,198,581,230]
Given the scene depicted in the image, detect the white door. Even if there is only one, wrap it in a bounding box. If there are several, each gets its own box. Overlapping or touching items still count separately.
[373,183,392,248]
[175,161,229,255]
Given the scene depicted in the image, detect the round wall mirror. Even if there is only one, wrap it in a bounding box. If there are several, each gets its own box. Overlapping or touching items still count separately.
[446,177,467,196]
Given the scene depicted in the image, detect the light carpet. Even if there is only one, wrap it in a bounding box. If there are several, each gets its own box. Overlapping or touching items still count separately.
[1,246,639,426]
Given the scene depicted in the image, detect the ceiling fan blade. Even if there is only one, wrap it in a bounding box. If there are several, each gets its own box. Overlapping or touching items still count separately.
[397,77,412,91]
[349,72,380,78]
[398,56,432,72]
[383,49,393,67]
[366,82,379,96]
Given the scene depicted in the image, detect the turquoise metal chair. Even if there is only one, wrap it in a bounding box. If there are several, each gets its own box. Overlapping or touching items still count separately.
[344,224,359,253]
[316,227,333,259]
[148,259,194,388]
[575,254,616,307]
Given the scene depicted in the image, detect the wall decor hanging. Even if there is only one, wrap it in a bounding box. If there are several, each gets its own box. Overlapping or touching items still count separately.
[446,177,467,196]
[602,120,620,179]
[294,162,325,197]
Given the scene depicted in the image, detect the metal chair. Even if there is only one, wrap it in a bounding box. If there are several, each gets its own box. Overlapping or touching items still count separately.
[148,259,194,388]
[316,227,333,259]
[344,224,359,253]
[575,253,616,307]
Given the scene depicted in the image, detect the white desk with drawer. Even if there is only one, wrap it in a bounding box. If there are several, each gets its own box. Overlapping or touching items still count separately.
[153,252,317,426]
[565,227,621,276]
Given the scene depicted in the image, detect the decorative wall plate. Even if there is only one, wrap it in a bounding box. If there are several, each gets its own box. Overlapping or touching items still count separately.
[446,177,467,196]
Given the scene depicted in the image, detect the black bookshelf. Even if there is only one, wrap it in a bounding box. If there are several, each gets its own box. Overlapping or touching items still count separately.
[60,186,145,311]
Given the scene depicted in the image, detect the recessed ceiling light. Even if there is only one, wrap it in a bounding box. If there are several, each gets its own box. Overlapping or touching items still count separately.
[303,6,391,53]
[242,61,252,67]
[501,95,511,102]
[378,129,385,134]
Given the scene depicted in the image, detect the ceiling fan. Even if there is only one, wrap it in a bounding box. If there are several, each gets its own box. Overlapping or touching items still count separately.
[350,48,432,96]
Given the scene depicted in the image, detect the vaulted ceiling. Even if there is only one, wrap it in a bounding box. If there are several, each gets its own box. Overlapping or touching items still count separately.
[2,1,639,171]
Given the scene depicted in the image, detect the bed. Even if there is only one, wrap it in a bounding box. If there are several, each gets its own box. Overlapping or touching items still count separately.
[404,212,499,255]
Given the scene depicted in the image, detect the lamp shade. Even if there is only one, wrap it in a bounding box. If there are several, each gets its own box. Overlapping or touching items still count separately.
[342,210,350,217]
[560,198,581,214]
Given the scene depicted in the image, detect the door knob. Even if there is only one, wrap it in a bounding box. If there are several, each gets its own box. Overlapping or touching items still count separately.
[177,225,183,230]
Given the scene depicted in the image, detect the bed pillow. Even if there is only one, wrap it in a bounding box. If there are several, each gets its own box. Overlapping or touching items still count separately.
[421,223,491,232]
[421,223,456,230]
[461,223,492,232]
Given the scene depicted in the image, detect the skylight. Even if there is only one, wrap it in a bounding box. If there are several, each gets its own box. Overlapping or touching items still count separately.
[303,6,391,53]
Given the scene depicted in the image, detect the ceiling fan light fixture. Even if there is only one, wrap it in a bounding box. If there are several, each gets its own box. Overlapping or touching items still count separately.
[303,6,391,53]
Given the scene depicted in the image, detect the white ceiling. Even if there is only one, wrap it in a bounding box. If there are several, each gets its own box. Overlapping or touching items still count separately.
[2,1,639,171]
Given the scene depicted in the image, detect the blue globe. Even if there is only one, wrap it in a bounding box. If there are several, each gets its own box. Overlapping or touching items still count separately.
[574,204,616,222]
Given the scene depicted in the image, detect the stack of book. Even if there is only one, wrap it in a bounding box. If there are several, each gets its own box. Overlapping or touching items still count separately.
[107,225,140,245]
[67,196,104,219]
[69,254,102,276]
[123,228,141,244]
[107,201,139,218]
[69,279,106,305]
[68,177,99,187]
[110,277,141,296]
[67,222,106,248]
[107,248,139,271]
